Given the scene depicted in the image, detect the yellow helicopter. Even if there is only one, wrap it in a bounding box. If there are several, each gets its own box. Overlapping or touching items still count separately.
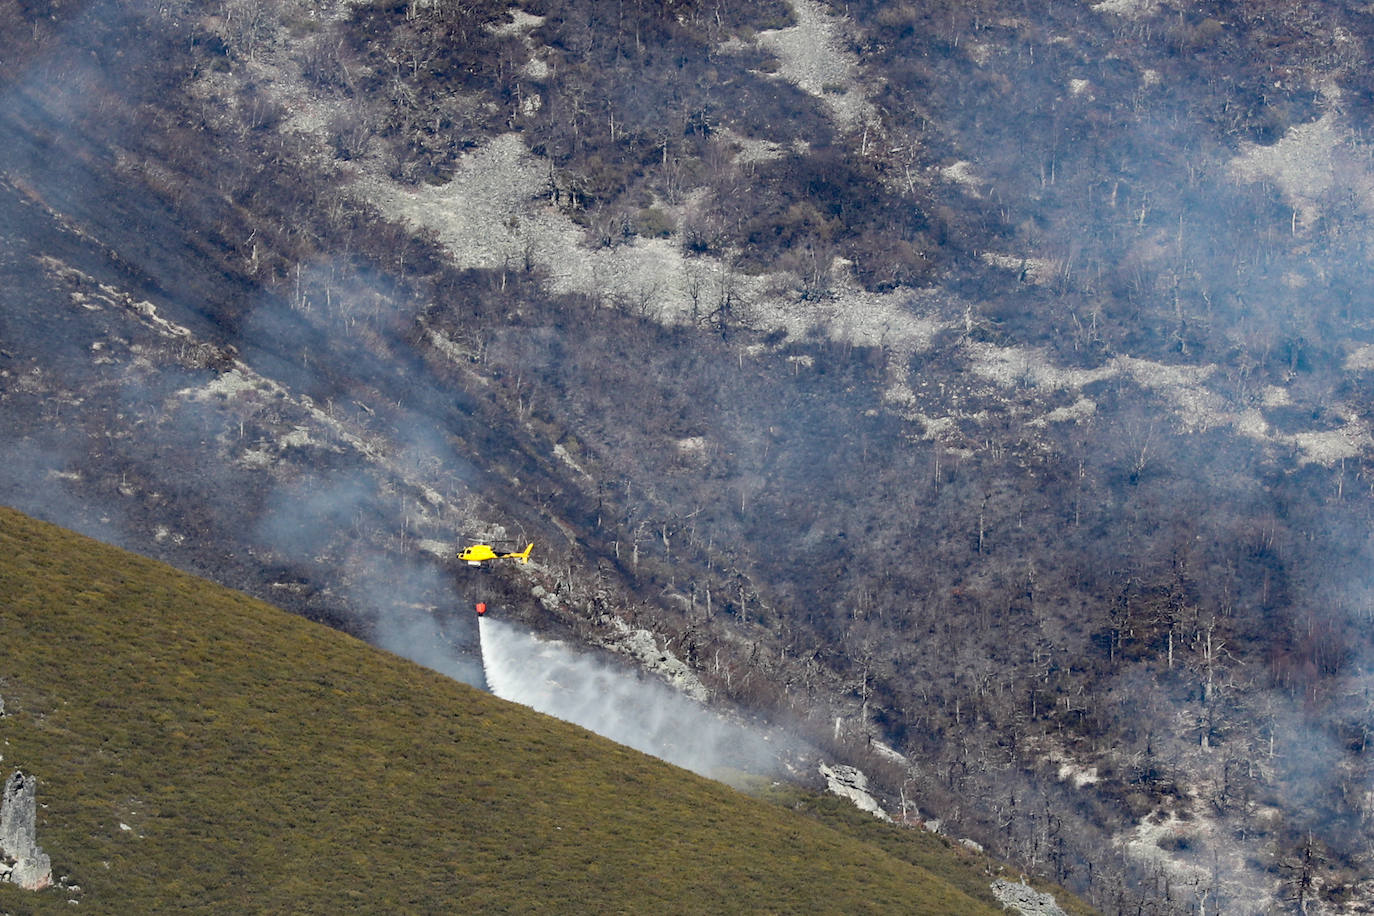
[458,542,534,566]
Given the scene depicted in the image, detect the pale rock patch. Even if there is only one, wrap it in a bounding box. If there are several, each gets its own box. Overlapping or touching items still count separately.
[675,436,711,468]
[1031,397,1097,426]
[870,741,909,766]
[524,56,549,82]
[1120,811,1207,883]
[43,257,201,344]
[967,343,1115,391]
[238,448,274,469]
[1118,805,1280,913]
[1344,344,1374,372]
[187,367,281,402]
[1237,407,1371,466]
[882,377,919,410]
[981,251,1056,285]
[819,762,891,821]
[717,127,788,165]
[360,135,711,323]
[530,584,561,613]
[362,132,951,361]
[1288,424,1367,465]
[1090,0,1160,19]
[1230,109,1374,238]
[279,426,329,451]
[415,538,452,557]
[940,160,984,194]
[1057,761,1100,788]
[990,879,1068,916]
[1261,384,1293,407]
[487,8,544,37]
[605,618,710,702]
[486,10,549,91]
[755,0,875,131]
[963,343,1370,464]
[355,133,547,275]
[553,442,591,480]
[1120,357,1229,433]
[912,411,962,441]
[755,273,947,362]
[1233,408,1270,441]
[131,300,194,340]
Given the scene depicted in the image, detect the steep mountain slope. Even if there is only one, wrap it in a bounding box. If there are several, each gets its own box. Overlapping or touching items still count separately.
[0,505,1054,914]
[2,0,1373,911]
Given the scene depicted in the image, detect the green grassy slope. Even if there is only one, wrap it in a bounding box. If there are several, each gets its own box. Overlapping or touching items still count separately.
[0,506,1012,914]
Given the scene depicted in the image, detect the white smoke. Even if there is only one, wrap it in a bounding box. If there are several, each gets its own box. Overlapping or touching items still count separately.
[479,616,789,782]
[373,602,485,688]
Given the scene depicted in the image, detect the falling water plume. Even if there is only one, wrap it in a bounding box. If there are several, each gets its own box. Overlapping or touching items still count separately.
[477,615,788,782]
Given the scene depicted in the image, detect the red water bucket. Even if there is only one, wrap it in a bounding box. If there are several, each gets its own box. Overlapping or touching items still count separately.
[475,602,487,616]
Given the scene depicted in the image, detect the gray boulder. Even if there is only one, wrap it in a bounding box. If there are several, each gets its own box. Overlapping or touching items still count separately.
[819,762,892,821]
[990,879,1067,916]
[1,771,52,891]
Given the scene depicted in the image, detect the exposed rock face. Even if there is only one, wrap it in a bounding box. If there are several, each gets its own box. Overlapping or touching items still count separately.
[1,771,53,891]
[990,879,1067,916]
[602,617,710,702]
[819,762,891,821]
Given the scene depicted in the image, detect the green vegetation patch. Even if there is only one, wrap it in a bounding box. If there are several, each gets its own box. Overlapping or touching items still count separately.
[0,507,1002,914]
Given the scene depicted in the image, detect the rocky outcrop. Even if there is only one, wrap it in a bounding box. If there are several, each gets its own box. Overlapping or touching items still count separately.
[819,762,891,821]
[591,614,710,702]
[990,879,1067,916]
[1,771,52,891]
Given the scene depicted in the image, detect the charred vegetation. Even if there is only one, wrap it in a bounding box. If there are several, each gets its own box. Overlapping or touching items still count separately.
[4,0,1374,911]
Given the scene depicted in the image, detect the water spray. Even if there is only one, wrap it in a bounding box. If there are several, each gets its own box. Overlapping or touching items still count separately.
[475,604,788,782]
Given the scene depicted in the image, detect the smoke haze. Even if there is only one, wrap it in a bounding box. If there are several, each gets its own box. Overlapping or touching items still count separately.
[374,601,485,689]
